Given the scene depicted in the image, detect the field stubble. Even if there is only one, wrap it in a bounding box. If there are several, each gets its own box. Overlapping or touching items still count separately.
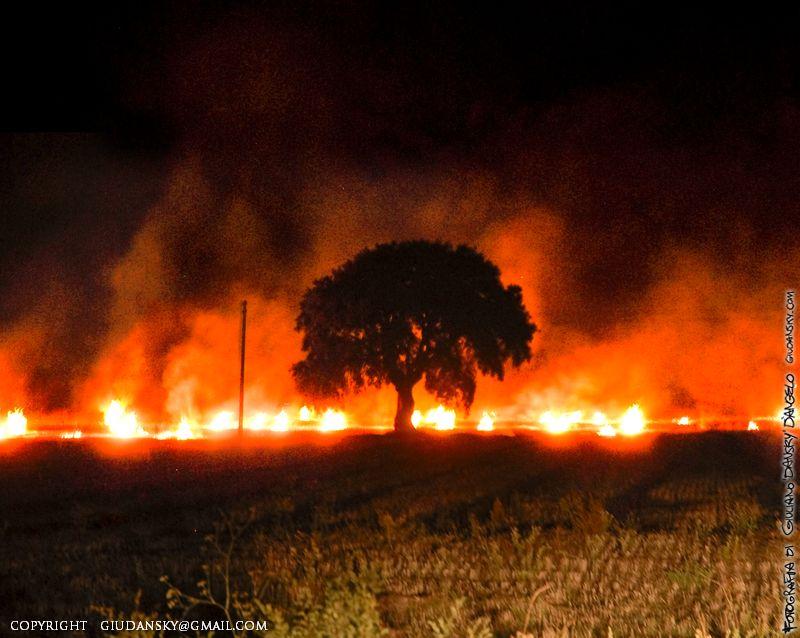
[0,431,779,637]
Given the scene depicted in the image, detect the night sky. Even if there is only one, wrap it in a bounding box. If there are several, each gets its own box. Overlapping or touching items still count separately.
[0,3,797,415]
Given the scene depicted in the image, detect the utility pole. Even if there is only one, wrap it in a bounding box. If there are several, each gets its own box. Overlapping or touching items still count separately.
[238,300,247,435]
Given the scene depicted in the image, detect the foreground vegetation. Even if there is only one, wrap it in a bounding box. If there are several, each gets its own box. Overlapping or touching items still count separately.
[0,432,779,636]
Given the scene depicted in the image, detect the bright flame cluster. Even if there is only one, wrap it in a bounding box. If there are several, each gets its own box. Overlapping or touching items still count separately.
[537,404,647,437]
[477,411,495,431]
[0,408,27,438]
[619,404,646,436]
[412,405,456,430]
[102,403,350,438]
[0,399,772,442]
[539,409,583,434]
[103,400,146,438]
[156,417,198,440]
[320,408,347,431]
[90,400,741,439]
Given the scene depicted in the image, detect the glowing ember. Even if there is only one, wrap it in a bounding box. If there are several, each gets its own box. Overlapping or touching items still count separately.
[299,405,314,421]
[319,408,347,431]
[411,410,423,428]
[206,410,235,431]
[103,400,145,438]
[424,405,456,430]
[477,411,495,431]
[271,410,291,432]
[539,410,582,434]
[0,408,27,438]
[747,420,759,431]
[676,416,691,426]
[597,424,617,437]
[619,404,646,436]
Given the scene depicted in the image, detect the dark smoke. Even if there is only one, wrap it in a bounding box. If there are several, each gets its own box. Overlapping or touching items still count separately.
[0,5,797,418]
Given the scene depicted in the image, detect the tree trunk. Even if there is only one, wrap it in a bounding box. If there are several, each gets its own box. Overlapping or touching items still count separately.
[393,383,415,432]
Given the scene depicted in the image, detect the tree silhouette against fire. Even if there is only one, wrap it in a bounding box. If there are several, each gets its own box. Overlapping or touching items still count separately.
[292,241,536,432]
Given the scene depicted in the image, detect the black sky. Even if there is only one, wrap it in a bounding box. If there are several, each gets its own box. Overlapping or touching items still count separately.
[3,3,797,238]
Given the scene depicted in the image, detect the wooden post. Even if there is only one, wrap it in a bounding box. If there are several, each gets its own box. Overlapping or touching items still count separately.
[238,300,247,435]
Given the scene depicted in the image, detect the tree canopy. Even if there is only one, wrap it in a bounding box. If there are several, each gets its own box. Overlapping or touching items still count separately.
[292,240,536,431]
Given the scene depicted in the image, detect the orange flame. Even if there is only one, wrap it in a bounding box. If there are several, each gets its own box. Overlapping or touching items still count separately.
[0,409,27,438]
[539,410,582,434]
[156,417,199,440]
[319,408,347,432]
[477,411,495,431]
[103,400,145,438]
[619,404,646,436]
[419,405,456,430]
[270,410,291,432]
[206,410,235,432]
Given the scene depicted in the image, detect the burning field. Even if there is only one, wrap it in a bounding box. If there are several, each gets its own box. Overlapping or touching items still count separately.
[0,17,793,438]
[0,400,774,442]
[0,227,787,441]
[0,3,797,636]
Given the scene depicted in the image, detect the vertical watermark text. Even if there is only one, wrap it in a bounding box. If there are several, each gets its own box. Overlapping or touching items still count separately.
[783,290,797,634]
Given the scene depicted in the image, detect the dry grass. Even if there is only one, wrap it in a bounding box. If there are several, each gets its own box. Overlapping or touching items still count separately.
[0,431,778,636]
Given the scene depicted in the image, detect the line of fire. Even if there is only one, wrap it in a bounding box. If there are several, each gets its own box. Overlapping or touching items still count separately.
[0,239,777,444]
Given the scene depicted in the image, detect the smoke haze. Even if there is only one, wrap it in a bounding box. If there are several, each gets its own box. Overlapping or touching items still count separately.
[0,5,796,424]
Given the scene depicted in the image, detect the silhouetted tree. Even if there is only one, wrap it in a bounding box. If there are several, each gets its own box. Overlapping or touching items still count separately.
[292,241,536,432]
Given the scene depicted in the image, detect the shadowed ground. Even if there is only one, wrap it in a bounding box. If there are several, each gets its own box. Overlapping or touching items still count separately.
[0,431,778,636]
